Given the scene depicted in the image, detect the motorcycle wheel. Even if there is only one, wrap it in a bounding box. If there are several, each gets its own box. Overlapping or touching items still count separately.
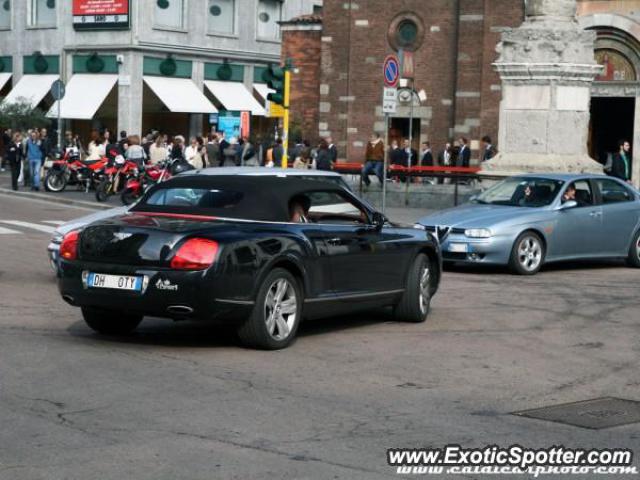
[44,170,67,192]
[121,187,140,206]
[95,179,111,202]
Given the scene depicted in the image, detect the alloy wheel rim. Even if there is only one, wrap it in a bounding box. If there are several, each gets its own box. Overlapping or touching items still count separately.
[518,236,542,271]
[636,237,640,260]
[419,265,431,315]
[264,278,297,341]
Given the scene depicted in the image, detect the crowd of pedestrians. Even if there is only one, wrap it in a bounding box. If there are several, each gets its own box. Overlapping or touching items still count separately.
[0,126,344,192]
[1,127,53,191]
[1,126,630,192]
[362,133,497,186]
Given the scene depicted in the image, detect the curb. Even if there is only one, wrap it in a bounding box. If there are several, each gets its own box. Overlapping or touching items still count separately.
[0,187,110,210]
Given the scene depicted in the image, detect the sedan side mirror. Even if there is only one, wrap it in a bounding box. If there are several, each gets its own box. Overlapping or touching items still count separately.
[558,200,578,210]
[371,212,386,230]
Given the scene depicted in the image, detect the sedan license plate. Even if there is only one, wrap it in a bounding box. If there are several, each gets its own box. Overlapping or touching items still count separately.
[87,273,142,291]
[448,243,469,253]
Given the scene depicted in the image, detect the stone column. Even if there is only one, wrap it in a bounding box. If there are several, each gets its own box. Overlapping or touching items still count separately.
[117,51,143,136]
[482,0,603,175]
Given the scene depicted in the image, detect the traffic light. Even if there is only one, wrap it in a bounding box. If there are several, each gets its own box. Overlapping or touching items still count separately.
[265,64,285,106]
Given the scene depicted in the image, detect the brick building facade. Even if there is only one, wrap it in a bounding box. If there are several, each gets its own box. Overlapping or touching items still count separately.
[282,0,525,163]
[282,0,640,170]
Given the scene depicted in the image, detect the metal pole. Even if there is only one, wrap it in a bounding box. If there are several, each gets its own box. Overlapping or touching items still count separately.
[405,82,415,206]
[57,98,62,153]
[282,69,291,169]
[382,113,389,214]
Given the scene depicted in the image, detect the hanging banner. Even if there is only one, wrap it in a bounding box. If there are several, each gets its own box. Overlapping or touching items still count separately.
[73,0,130,30]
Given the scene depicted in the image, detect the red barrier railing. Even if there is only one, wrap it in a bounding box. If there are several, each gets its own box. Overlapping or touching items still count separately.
[333,162,484,206]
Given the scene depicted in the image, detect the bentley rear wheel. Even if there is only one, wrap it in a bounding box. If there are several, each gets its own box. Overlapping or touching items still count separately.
[82,307,143,335]
[237,268,302,350]
[395,253,432,323]
[509,231,545,275]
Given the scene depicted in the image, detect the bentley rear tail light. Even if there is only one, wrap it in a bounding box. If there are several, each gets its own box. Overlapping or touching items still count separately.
[60,231,80,261]
[170,238,219,270]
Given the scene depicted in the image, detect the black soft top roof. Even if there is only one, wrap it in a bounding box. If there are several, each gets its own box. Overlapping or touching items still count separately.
[131,175,350,222]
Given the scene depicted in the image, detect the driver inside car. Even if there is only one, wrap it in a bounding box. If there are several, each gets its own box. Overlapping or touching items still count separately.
[562,184,577,203]
[289,194,311,223]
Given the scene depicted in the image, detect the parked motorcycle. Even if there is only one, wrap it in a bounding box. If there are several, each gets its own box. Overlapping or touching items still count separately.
[44,147,107,193]
[95,155,138,202]
[120,157,194,205]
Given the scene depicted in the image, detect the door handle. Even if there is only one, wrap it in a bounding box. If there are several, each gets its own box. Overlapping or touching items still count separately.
[327,237,342,246]
[589,211,602,218]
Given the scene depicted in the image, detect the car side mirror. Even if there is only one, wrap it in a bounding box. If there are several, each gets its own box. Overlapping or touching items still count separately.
[372,212,386,230]
[559,200,578,210]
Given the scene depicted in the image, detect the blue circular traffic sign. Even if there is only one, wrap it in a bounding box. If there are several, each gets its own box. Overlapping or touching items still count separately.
[383,55,400,87]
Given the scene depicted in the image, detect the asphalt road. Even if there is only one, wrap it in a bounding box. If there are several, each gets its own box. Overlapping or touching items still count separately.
[1,193,640,479]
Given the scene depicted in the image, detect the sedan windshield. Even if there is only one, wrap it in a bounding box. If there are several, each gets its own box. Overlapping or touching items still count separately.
[474,177,564,208]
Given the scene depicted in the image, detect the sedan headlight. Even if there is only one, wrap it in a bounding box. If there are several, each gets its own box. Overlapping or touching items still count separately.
[465,228,492,239]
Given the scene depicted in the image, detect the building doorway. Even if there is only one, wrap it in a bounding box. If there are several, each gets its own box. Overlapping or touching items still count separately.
[389,117,421,149]
[590,97,635,165]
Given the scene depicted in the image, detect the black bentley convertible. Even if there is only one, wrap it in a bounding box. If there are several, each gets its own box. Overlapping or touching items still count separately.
[57,175,441,349]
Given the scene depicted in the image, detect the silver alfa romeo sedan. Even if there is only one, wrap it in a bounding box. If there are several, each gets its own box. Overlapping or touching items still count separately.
[418,174,640,275]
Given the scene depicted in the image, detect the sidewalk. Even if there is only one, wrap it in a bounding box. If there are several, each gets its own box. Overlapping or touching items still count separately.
[0,171,113,210]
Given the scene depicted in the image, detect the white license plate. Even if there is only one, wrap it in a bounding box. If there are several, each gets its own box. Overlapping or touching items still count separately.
[87,273,142,291]
[448,243,469,253]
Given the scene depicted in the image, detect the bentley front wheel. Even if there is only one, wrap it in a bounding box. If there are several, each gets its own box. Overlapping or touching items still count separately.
[237,268,302,350]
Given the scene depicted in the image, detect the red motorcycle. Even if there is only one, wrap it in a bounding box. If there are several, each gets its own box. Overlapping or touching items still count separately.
[120,162,170,206]
[44,147,107,193]
[119,157,194,205]
[95,155,139,202]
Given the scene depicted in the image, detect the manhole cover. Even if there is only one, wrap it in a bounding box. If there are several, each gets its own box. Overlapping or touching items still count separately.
[513,398,640,430]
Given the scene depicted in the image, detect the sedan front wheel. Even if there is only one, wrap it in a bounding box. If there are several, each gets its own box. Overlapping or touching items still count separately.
[509,231,545,275]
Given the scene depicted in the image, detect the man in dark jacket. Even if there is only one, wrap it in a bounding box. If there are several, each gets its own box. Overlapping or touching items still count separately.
[1,128,12,172]
[420,141,433,166]
[611,139,632,182]
[401,139,418,167]
[327,136,338,164]
[6,132,23,190]
[481,135,496,162]
[458,137,471,167]
[272,138,284,167]
[218,132,229,166]
[389,140,405,167]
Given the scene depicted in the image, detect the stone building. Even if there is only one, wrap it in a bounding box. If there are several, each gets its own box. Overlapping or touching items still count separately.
[0,0,321,141]
[282,0,640,176]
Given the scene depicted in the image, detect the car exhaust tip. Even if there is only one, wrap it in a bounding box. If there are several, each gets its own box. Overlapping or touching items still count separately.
[167,305,194,316]
[62,295,75,305]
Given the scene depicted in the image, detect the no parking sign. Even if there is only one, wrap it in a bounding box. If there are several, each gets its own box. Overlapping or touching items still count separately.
[383,55,400,88]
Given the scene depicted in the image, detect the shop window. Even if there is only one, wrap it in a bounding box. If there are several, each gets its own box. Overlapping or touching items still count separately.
[0,0,10,29]
[257,0,281,40]
[31,0,56,28]
[155,0,185,30]
[208,0,235,35]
